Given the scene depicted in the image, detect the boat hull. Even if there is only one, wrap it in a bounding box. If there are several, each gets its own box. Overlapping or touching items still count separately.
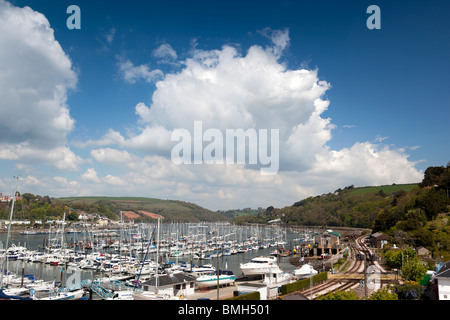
[195,275,236,288]
[39,289,84,300]
[294,264,318,278]
[240,256,280,276]
[240,266,280,276]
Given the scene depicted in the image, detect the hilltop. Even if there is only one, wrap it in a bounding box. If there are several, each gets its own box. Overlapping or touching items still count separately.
[57,196,229,222]
[0,195,228,223]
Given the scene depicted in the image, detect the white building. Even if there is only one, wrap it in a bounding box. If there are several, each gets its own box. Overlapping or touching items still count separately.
[435,261,450,300]
[236,283,268,300]
[141,274,196,298]
[3,220,31,225]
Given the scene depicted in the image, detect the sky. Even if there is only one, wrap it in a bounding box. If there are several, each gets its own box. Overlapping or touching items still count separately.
[0,0,449,211]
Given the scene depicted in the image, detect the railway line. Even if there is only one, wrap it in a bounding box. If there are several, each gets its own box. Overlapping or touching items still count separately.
[298,236,389,299]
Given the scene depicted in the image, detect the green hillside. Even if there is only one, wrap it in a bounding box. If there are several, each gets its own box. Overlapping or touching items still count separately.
[58,196,228,222]
[234,163,450,260]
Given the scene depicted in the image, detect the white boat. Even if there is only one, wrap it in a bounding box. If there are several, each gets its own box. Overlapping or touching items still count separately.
[26,280,56,292]
[20,230,38,235]
[27,251,45,263]
[263,269,294,286]
[78,258,100,270]
[240,256,280,276]
[195,270,236,288]
[132,292,185,300]
[294,263,318,278]
[36,289,85,300]
[188,264,216,277]
[66,228,81,234]
[132,262,157,276]
[45,254,68,266]
[1,273,33,287]
[105,290,134,300]
[1,287,29,297]
[170,251,183,257]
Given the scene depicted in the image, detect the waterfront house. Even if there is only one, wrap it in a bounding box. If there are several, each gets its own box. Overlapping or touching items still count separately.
[313,231,341,247]
[311,231,341,255]
[141,273,196,298]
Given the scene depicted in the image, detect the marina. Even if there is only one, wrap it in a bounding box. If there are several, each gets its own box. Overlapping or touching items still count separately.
[0,219,331,300]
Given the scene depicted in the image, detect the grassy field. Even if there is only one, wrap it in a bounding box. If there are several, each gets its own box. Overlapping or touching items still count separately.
[348,183,419,195]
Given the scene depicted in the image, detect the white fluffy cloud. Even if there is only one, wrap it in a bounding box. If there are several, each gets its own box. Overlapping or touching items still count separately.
[80,28,422,209]
[118,59,163,84]
[153,43,178,62]
[96,30,335,171]
[0,0,82,171]
[0,1,422,210]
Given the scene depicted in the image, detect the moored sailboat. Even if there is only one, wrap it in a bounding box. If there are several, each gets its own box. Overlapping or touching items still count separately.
[195,270,236,288]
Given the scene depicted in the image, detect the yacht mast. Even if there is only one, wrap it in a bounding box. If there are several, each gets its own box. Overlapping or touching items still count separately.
[0,177,19,289]
[155,217,160,293]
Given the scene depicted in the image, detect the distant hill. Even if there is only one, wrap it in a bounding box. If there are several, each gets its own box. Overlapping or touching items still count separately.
[346,183,419,195]
[57,196,229,222]
[233,183,424,228]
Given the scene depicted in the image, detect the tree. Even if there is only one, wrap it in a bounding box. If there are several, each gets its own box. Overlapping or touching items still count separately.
[67,211,79,221]
[368,287,398,300]
[316,290,360,300]
[420,164,450,191]
[383,248,416,269]
[412,228,435,248]
[401,258,427,282]
[392,281,424,300]
[21,193,35,204]
[416,188,448,220]
[392,190,407,206]
[372,208,403,232]
[420,166,446,187]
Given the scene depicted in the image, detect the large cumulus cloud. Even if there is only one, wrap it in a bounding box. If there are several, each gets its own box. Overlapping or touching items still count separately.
[81,28,422,209]
[0,0,81,171]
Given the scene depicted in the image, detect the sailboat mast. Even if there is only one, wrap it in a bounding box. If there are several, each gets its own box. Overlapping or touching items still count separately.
[61,212,66,250]
[155,217,160,293]
[0,177,19,289]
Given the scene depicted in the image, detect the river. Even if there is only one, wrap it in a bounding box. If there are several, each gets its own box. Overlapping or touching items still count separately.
[1,223,315,285]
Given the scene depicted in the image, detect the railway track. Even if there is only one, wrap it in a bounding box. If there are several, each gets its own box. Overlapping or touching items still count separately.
[299,236,381,299]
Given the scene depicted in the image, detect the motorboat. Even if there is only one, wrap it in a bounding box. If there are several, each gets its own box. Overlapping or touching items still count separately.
[263,268,294,286]
[195,270,236,288]
[4,245,29,260]
[294,263,318,278]
[240,256,280,276]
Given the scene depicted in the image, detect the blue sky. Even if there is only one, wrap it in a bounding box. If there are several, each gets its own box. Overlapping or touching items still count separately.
[0,0,448,210]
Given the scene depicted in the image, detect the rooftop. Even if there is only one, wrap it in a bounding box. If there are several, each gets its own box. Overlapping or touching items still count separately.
[142,273,196,287]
